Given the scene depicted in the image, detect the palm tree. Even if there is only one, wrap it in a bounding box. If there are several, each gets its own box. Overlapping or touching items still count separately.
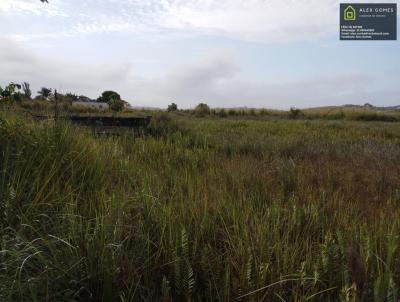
[37,87,52,100]
[22,82,32,99]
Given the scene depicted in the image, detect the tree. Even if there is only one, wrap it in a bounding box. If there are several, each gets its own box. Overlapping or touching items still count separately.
[289,107,302,119]
[0,83,22,105]
[37,87,52,100]
[65,93,79,102]
[22,82,32,99]
[109,97,124,113]
[167,102,178,112]
[194,103,211,116]
[218,109,227,117]
[97,91,121,104]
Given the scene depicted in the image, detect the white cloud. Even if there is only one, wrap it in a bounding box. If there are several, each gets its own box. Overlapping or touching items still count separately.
[0,38,132,97]
[3,39,392,109]
[3,0,398,43]
[0,0,67,17]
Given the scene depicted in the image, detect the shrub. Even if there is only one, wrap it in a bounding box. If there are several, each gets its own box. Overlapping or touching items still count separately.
[194,103,211,117]
[0,83,24,107]
[218,109,227,118]
[109,97,124,113]
[289,107,303,119]
[149,112,181,136]
[228,109,236,116]
[97,90,121,103]
[168,103,178,112]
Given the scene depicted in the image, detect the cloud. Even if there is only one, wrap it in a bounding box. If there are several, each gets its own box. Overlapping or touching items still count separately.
[142,69,379,109]
[1,38,399,109]
[0,38,132,97]
[3,0,398,43]
[0,0,67,17]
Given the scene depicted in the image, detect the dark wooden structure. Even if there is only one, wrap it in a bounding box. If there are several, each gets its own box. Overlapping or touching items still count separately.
[69,116,152,136]
[31,115,152,136]
[68,116,151,128]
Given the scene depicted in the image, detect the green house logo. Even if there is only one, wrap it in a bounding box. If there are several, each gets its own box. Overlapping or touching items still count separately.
[344,5,356,21]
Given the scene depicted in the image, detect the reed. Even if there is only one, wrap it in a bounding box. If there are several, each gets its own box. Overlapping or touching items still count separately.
[1,111,400,301]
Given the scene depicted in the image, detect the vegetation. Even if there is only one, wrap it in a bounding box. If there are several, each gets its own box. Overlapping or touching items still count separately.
[109,97,125,113]
[0,83,23,105]
[21,82,32,100]
[1,106,400,301]
[97,90,121,104]
[194,103,211,116]
[37,87,52,100]
[289,107,303,119]
[168,102,178,112]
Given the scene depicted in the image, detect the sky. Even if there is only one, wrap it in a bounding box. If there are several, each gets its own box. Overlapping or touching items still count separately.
[0,0,399,109]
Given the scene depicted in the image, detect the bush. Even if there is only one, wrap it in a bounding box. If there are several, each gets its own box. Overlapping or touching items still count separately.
[97,90,121,103]
[149,113,181,136]
[109,97,124,113]
[167,103,178,112]
[194,103,211,117]
[228,109,236,116]
[218,109,227,118]
[289,107,303,119]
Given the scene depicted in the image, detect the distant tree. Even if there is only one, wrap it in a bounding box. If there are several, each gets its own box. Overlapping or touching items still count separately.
[21,82,32,99]
[218,109,227,117]
[289,107,303,119]
[194,103,211,116]
[228,109,236,116]
[167,102,178,112]
[97,91,121,104]
[37,87,52,100]
[109,97,124,113]
[122,100,131,109]
[65,93,79,102]
[0,83,22,104]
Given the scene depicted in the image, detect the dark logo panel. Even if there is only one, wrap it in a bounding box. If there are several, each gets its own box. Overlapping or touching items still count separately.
[340,3,397,40]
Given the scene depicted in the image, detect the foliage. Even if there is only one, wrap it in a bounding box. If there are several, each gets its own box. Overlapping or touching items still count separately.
[37,87,52,100]
[0,83,22,105]
[167,102,178,112]
[218,109,227,117]
[109,97,124,113]
[97,90,121,104]
[21,82,32,99]
[64,92,79,103]
[289,107,303,119]
[1,111,400,300]
[194,103,211,116]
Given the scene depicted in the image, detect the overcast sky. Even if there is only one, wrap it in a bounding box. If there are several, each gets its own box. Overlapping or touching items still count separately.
[0,0,399,109]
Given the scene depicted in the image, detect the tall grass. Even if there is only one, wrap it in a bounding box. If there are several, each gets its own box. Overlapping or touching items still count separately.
[1,111,400,301]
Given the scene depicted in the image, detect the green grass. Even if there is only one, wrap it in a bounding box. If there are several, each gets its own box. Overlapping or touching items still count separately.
[1,110,400,301]
[18,100,400,123]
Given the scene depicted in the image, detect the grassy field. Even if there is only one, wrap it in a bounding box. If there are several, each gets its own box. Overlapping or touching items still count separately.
[18,100,400,122]
[1,109,400,301]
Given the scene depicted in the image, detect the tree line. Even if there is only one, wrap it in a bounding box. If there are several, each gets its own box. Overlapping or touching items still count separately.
[0,82,127,112]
